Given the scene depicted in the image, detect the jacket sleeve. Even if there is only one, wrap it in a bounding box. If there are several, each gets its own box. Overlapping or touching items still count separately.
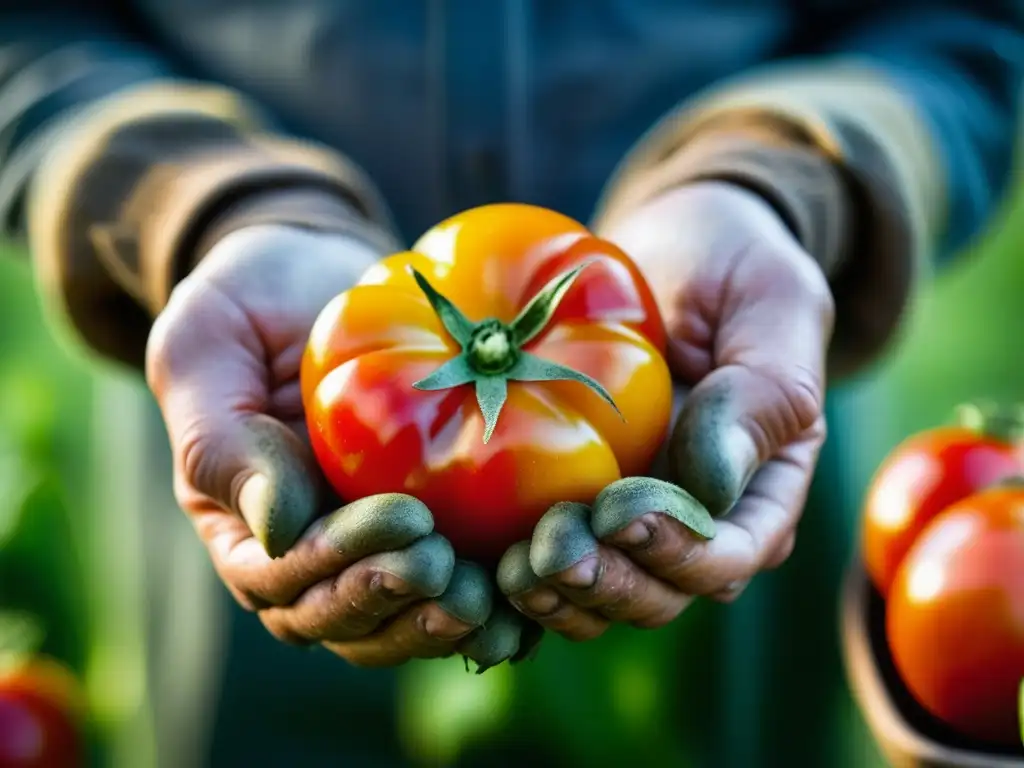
[1,3,399,369]
[0,5,174,239]
[594,1,1024,379]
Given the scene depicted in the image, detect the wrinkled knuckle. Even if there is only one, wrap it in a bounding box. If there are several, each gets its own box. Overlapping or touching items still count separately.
[747,365,823,442]
[418,609,473,642]
[362,569,409,604]
[781,370,824,435]
[177,425,223,500]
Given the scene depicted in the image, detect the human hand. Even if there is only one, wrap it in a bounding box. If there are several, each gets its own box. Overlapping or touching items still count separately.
[147,223,535,668]
[498,181,834,639]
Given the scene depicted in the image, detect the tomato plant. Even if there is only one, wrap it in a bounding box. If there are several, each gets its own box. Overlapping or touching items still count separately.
[0,613,82,768]
[302,203,672,564]
[887,485,1024,746]
[861,403,1022,597]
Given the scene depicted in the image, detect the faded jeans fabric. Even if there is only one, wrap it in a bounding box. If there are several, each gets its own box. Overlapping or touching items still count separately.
[101,374,895,768]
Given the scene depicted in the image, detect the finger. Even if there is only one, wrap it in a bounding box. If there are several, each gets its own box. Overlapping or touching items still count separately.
[186,414,322,559]
[529,503,690,629]
[498,541,609,641]
[199,494,434,609]
[322,561,493,666]
[592,477,712,588]
[667,243,832,518]
[457,604,536,673]
[618,433,821,597]
[260,533,455,644]
[148,281,319,558]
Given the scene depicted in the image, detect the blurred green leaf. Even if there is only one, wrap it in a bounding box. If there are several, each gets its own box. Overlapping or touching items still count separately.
[0,610,45,671]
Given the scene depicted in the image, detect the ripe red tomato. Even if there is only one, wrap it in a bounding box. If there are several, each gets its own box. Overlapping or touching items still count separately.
[0,658,82,768]
[862,406,1022,597]
[302,204,672,564]
[887,485,1024,746]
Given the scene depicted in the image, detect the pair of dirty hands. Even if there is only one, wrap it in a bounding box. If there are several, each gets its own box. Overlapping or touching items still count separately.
[147,181,833,670]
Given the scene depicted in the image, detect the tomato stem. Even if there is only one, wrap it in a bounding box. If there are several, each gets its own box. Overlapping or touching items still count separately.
[955,402,1024,444]
[409,262,623,443]
[466,321,518,374]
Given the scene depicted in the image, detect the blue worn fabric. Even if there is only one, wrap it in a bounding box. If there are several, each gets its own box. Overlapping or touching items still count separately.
[0,2,1021,766]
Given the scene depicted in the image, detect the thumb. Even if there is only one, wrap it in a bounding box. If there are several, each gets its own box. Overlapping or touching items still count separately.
[669,235,834,516]
[147,277,322,559]
[181,413,321,558]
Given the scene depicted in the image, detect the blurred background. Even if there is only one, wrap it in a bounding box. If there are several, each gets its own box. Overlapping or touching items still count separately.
[2,174,1024,765]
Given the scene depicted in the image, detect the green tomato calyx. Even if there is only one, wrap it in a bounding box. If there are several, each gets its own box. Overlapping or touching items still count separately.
[409,260,623,443]
[467,320,518,375]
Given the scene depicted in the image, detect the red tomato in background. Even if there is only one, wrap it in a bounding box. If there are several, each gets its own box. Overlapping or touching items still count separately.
[887,486,1024,746]
[301,204,672,565]
[0,658,82,768]
[862,414,1021,597]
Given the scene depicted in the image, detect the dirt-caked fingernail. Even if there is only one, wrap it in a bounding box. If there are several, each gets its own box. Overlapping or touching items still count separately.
[421,607,475,641]
[519,588,562,617]
[374,571,412,598]
[558,557,600,589]
[610,519,654,549]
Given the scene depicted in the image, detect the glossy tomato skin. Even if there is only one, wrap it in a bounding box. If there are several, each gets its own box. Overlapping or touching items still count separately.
[887,487,1024,746]
[0,659,82,768]
[302,204,672,565]
[862,426,1020,597]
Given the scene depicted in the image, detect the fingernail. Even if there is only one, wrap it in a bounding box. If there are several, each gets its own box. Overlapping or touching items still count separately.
[421,610,475,641]
[559,557,600,589]
[611,519,654,549]
[520,588,562,617]
[368,571,411,599]
[372,533,455,598]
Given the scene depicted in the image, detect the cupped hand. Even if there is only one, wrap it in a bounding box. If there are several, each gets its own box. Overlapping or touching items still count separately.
[147,224,535,669]
[498,181,835,640]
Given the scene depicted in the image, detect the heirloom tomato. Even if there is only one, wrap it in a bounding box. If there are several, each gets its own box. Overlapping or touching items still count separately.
[301,203,672,564]
[0,614,83,768]
[862,403,1022,597]
[887,484,1024,746]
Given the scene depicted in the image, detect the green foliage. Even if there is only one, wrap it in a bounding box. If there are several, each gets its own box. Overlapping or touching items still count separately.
[0,253,98,758]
